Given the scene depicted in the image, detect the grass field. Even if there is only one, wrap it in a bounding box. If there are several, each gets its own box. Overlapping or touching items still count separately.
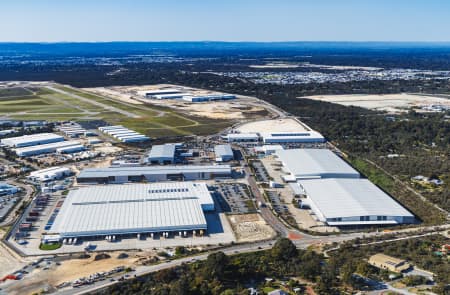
[0,84,232,138]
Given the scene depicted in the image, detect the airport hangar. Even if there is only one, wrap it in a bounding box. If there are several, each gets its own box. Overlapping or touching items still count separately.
[48,182,213,239]
[77,165,232,184]
[277,149,415,226]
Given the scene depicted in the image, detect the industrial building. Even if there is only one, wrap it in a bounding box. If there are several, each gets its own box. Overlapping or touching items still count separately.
[182,94,236,102]
[28,166,72,182]
[77,165,232,184]
[260,131,325,144]
[57,123,94,138]
[13,140,82,157]
[49,182,213,239]
[1,133,64,148]
[140,88,183,98]
[275,149,360,181]
[254,145,284,155]
[214,144,234,162]
[295,178,415,226]
[0,182,19,196]
[140,88,236,102]
[56,144,85,154]
[368,254,411,272]
[148,144,176,164]
[98,125,149,143]
[225,133,259,143]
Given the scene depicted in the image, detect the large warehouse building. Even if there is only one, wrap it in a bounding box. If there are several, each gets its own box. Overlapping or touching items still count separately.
[260,131,325,144]
[295,178,415,226]
[77,165,232,184]
[275,149,360,181]
[147,144,176,164]
[28,166,73,182]
[49,182,213,239]
[1,133,64,148]
[14,140,82,157]
[214,144,234,162]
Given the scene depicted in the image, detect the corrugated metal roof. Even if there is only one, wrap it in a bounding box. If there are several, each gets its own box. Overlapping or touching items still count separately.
[78,165,231,178]
[214,144,233,158]
[1,133,64,147]
[149,144,176,159]
[275,149,360,179]
[14,140,81,155]
[50,182,210,237]
[298,178,413,219]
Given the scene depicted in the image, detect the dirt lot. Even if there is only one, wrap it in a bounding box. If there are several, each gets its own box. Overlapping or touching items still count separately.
[48,253,138,286]
[3,252,140,295]
[302,93,450,113]
[227,214,276,242]
[0,230,28,278]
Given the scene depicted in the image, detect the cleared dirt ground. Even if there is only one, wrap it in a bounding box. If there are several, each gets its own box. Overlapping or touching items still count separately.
[302,93,450,113]
[227,214,276,242]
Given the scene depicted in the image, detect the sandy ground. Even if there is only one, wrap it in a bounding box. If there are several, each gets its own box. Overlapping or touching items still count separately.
[3,252,140,295]
[93,145,122,155]
[87,84,268,120]
[48,253,138,286]
[83,87,143,104]
[170,100,266,119]
[228,214,276,242]
[302,93,450,113]
[0,230,28,278]
[237,118,310,133]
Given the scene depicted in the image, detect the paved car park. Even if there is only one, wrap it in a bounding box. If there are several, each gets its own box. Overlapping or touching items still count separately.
[214,183,256,214]
[250,160,270,182]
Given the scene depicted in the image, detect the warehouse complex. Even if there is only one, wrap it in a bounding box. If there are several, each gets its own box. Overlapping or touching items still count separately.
[77,165,232,184]
[98,125,150,143]
[147,144,176,164]
[277,148,415,226]
[140,87,236,102]
[295,178,414,226]
[275,149,360,181]
[14,140,84,157]
[49,182,213,239]
[1,133,64,148]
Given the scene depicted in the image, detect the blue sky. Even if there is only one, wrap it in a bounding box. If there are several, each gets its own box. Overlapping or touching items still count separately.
[1,0,449,42]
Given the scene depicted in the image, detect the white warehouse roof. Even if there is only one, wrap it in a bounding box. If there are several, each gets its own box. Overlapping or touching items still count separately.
[275,149,360,179]
[49,182,211,238]
[14,141,81,156]
[148,144,176,159]
[28,166,72,182]
[297,178,414,225]
[1,133,64,147]
[214,144,233,158]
